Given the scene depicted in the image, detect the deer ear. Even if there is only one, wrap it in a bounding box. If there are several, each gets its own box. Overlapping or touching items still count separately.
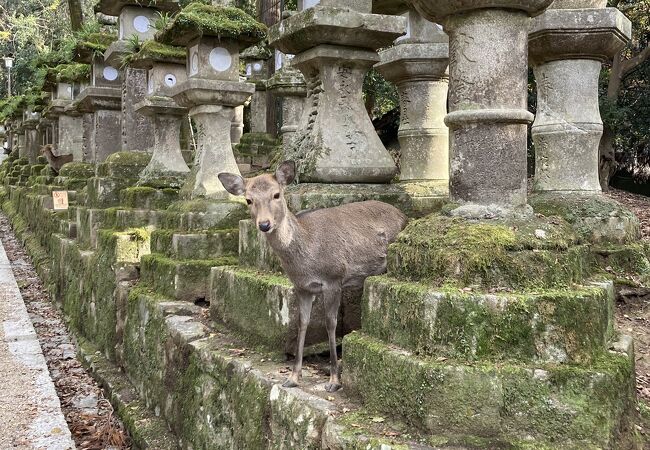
[275,161,296,186]
[218,172,246,196]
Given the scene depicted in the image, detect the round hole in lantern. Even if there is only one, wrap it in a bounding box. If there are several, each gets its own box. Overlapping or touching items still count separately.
[164,74,177,87]
[66,86,72,94]
[253,62,262,72]
[209,47,232,72]
[133,16,150,34]
[103,66,119,81]
[191,52,199,74]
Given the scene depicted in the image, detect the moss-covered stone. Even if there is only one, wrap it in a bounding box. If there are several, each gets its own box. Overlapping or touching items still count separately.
[122,40,186,67]
[165,199,249,231]
[156,3,267,46]
[238,219,282,272]
[96,151,151,178]
[119,186,179,210]
[140,253,237,302]
[53,63,91,83]
[343,332,635,449]
[362,276,614,363]
[387,214,594,290]
[151,229,238,260]
[59,161,95,178]
[529,192,640,244]
[592,243,650,287]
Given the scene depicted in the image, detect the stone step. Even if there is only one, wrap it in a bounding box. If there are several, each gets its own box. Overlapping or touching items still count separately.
[387,214,594,290]
[284,182,448,218]
[123,287,422,449]
[119,186,179,210]
[208,266,361,355]
[150,229,238,260]
[362,276,614,363]
[140,253,237,302]
[238,219,282,272]
[342,331,635,449]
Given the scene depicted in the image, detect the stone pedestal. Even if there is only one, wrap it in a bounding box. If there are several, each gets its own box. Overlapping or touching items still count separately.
[269,2,406,182]
[410,0,553,217]
[267,63,307,148]
[376,8,449,182]
[71,87,122,163]
[171,79,255,199]
[529,4,631,193]
[135,98,190,187]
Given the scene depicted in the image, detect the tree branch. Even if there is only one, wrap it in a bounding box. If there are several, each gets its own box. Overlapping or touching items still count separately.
[621,44,650,77]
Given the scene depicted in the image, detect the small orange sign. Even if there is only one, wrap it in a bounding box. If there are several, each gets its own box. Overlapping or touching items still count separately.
[52,191,69,210]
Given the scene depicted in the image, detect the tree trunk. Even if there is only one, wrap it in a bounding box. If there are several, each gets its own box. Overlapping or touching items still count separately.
[599,126,617,191]
[67,0,84,31]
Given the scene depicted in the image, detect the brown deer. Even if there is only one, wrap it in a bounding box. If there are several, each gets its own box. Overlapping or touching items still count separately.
[40,145,73,174]
[219,161,407,392]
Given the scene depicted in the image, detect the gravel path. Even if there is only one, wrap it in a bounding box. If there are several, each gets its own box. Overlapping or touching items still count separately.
[0,212,130,449]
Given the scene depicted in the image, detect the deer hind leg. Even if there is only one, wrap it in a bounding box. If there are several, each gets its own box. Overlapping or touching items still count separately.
[283,290,314,388]
[324,285,342,392]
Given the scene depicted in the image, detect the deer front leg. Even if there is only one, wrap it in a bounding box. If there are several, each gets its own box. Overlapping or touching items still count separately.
[324,286,342,392]
[283,290,314,388]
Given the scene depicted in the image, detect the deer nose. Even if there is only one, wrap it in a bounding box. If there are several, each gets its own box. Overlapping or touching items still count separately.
[258,221,272,233]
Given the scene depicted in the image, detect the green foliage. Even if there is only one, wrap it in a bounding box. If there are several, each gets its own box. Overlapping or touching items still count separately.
[156,3,267,46]
[121,40,186,68]
[363,68,398,120]
[53,62,90,83]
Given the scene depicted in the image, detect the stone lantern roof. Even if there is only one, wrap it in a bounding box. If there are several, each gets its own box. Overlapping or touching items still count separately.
[240,42,273,61]
[156,3,267,48]
[95,0,180,17]
[73,32,118,63]
[123,40,186,69]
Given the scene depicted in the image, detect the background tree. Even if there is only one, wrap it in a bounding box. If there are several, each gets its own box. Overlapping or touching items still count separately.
[599,0,650,189]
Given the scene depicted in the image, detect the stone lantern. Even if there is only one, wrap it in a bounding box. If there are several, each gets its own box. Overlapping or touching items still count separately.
[70,58,122,163]
[375,7,449,186]
[158,2,266,199]
[100,0,180,153]
[47,81,84,160]
[22,109,41,164]
[241,43,273,135]
[408,0,554,218]
[268,0,406,183]
[529,1,631,194]
[266,51,307,148]
[130,41,191,187]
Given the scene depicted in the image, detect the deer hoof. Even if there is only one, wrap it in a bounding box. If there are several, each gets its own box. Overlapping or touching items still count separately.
[282,379,299,388]
[325,383,342,393]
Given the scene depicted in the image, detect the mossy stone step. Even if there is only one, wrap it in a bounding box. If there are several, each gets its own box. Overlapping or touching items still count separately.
[284,182,448,218]
[209,266,361,354]
[86,176,136,208]
[140,253,237,302]
[150,229,238,260]
[238,219,282,272]
[593,243,650,286]
[343,332,635,450]
[388,214,594,290]
[530,192,640,244]
[120,186,179,210]
[166,199,249,231]
[362,276,614,363]
[96,151,151,178]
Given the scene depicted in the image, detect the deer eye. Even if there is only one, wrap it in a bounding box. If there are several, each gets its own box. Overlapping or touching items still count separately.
[246,199,252,205]
[273,193,280,200]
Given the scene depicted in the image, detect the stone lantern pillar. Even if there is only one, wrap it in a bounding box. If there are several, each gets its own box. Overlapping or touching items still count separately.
[23,110,41,164]
[70,57,122,163]
[47,82,85,160]
[100,0,180,153]
[266,50,307,148]
[409,0,554,217]
[375,8,449,184]
[529,1,631,193]
[269,0,406,183]
[131,43,191,187]
[158,3,265,199]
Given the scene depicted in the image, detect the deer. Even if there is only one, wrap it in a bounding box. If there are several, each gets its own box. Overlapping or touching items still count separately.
[219,161,407,392]
[40,144,73,174]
